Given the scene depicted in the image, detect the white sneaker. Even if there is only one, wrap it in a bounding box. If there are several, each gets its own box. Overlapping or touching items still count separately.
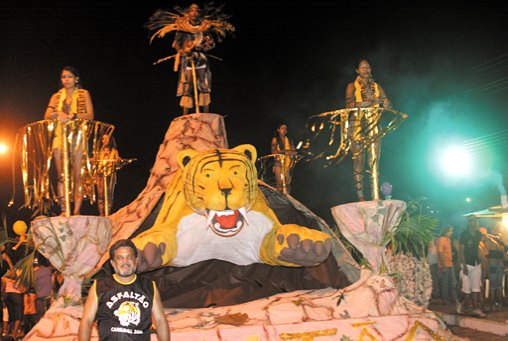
[472,308,486,318]
[455,301,462,314]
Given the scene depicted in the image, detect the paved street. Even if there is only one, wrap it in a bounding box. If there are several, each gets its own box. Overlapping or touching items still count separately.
[429,299,508,340]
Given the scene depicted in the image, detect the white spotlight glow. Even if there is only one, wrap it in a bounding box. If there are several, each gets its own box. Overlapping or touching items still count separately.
[438,145,473,179]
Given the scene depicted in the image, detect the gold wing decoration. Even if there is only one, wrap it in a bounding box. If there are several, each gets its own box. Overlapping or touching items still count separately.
[256,153,303,189]
[10,119,115,216]
[298,108,408,167]
[91,158,137,177]
[146,4,235,43]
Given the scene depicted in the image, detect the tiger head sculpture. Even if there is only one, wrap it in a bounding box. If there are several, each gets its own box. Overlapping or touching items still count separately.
[178,144,258,237]
[133,144,332,272]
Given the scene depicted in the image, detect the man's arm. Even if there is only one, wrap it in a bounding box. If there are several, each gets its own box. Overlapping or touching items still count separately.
[458,242,468,275]
[2,253,13,269]
[78,282,99,341]
[152,284,170,341]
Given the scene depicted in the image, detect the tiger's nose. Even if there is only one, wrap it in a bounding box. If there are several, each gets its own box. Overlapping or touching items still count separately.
[221,188,231,196]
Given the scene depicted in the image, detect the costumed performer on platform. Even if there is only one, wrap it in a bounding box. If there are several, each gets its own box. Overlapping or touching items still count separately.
[271,123,297,194]
[146,3,235,115]
[96,133,120,216]
[345,59,392,201]
[44,66,94,215]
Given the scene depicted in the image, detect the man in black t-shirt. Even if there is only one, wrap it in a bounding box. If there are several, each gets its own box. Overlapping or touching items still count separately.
[456,217,486,317]
[78,239,170,340]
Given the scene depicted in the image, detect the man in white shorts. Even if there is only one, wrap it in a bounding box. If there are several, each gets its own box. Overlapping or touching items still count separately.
[457,216,486,317]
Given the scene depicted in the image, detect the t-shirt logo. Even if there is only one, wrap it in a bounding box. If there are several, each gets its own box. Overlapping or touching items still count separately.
[114,301,141,327]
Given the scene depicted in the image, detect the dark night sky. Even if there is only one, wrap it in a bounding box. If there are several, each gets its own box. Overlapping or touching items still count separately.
[1,0,508,228]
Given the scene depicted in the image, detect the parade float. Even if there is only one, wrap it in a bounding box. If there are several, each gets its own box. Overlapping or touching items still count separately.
[4,3,466,340]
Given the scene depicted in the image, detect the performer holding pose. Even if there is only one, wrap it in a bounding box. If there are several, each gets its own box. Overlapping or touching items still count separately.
[345,59,392,201]
[44,66,94,215]
[271,123,297,194]
[146,3,234,115]
[96,134,120,216]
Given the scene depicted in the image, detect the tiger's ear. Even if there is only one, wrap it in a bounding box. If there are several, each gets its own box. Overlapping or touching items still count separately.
[233,144,257,164]
[177,148,200,169]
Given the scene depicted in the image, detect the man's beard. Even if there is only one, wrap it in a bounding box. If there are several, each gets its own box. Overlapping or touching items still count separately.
[117,266,135,277]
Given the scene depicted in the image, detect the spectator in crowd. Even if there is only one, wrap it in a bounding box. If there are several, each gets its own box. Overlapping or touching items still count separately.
[1,245,13,336]
[456,217,486,317]
[427,235,440,299]
[483,224,508,311]
[437,225,457,305]
[2,269,26,339]
[23,288,37,335]
[33,253,54,323]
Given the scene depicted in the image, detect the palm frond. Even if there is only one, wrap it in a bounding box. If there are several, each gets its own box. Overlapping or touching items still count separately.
[389,199,439,258]
[13,250,36,290]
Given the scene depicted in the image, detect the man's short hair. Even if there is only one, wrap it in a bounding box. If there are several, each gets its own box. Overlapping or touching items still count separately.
[109,239,138,260]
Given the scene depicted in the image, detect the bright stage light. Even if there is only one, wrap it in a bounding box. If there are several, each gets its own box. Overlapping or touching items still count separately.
[0,143,8,154]
[465,197,472,203]
[502,215,508,227]
[438,145,473,179]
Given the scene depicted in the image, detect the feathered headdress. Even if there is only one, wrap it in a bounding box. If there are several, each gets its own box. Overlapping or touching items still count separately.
[146,3,235,44]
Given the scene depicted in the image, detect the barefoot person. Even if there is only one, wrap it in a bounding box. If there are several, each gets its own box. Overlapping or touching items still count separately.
[345,59,392,201]
[44,66,94,215]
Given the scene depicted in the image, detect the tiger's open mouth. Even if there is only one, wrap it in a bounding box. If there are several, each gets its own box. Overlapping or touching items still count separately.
[206,208,249,237]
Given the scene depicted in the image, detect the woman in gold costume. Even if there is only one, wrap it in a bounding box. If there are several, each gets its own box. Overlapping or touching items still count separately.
[44,66,94,215]
[271,123,297,194]
[96,134,120,216]
[345,59,392,201]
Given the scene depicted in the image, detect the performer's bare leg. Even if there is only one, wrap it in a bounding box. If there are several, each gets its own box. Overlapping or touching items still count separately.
[273,165,283,192]
[180,95,193,115]
[97,175,105,216]
[53,149,67,215]
[350,110,366,201]
[108,175,116,214]
[72,150,83,215]
[367,140,381,200]
[352,143,365,201]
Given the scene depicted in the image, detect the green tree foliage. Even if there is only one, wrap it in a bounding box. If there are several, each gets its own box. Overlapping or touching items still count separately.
[387,199,439,258]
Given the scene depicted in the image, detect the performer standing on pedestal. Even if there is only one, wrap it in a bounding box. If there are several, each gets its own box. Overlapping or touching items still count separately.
[345,59,392,201]
[271,123,297,194]
[96,134,120,216]
[146,3,235,115]
[44,66,94,215]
